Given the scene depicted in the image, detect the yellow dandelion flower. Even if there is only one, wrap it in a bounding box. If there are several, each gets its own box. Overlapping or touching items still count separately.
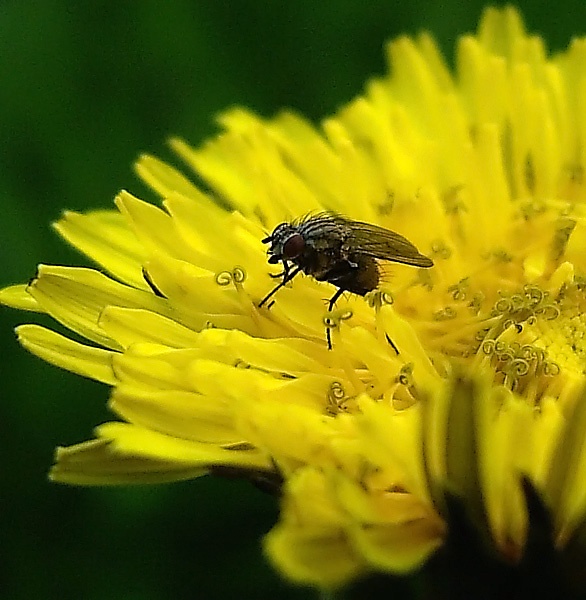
[3,5,586,595]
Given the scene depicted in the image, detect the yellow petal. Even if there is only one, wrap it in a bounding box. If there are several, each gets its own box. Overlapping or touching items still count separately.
[115,190,193,261]
[94,422,271,469]
[53,210,148,289]
[265,524,363,589]
[28,265,168,349]
[16,324,116,384]
[134,153,205,200]
[50,438,207,485]
[99,306,201,349]
[0,284,41,311]
[547,386,586,537]
[349,518,443,574]
[109,385,238,444]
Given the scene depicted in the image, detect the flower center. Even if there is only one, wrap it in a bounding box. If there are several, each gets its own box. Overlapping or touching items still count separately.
[418,268,586,406]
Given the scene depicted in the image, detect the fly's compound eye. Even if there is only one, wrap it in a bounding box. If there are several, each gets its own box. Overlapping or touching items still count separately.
[282,233,305,259]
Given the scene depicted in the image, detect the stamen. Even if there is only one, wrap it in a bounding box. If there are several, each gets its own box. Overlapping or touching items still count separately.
[468,292,485,315]
[442,185,466,215]
[447,278,470,301]
[215,270,233,286]
[326,381,346,414]
[536,305,561,320]
[396,363,414,386]
[508,358,530,377]
[433,306,457,321]
[430,240,452,259]
[542,361,560,377]
[215,266,248,287]
[323,309,353,329]
[366,290,394,310]
[326,381,357,415]
[232,266,247,284]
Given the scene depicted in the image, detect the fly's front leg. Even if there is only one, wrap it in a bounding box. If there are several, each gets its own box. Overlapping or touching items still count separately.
[259,263,301,308]
[269,260,291,280]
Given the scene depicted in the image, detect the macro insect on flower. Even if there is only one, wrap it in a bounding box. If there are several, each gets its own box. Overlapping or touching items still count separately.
[4,6,586,597]
[259,212,434,348]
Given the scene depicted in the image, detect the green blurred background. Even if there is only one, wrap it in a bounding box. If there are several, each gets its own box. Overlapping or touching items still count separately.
[1,2,585,598]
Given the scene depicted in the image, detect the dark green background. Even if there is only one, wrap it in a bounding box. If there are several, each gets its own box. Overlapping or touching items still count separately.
[1,2,584,598]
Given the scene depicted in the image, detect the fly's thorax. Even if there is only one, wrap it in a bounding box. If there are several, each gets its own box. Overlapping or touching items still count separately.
[290,243,325,276]
[297,217,347,249]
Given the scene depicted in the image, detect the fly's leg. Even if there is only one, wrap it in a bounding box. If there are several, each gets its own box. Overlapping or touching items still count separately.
[325,287,345,350]
[259,265,301,308]
[269,261,290,280]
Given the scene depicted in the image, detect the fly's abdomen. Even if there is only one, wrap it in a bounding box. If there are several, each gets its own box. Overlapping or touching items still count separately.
[336,255,380,296]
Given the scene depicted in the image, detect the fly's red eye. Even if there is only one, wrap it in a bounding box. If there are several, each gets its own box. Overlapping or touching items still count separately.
[282,233,305,259]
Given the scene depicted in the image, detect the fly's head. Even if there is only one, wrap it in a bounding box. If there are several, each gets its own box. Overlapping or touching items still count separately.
[262,222,306,265]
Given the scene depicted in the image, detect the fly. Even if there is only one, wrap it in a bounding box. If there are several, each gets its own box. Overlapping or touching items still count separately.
[259,212,434,349]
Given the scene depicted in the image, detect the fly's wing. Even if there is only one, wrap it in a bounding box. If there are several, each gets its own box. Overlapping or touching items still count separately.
[344,219,434,267]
